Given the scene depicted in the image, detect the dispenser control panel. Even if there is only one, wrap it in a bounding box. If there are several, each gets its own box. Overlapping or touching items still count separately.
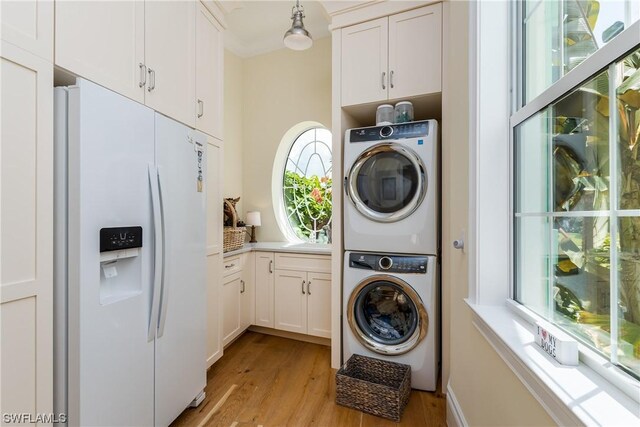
[349,252,428,274]
[100,226,143,252]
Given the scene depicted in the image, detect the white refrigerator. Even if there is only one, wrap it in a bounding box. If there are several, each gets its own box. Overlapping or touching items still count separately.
[54,79,207,426]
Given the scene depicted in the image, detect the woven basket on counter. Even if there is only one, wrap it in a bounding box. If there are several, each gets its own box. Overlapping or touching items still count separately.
[223,199,245,253]
[336,354,411,422]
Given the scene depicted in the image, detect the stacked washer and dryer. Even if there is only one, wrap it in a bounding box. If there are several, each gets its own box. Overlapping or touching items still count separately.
[342,120,439,391]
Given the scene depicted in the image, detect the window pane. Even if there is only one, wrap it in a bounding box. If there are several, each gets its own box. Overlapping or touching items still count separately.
[515,110,551,213]
[553,69,610,212]
[617,47,640,210]
[515,216,551,315]
[516,216,613,360]
[283,127,332,243]
[618,216,640,376]
[523,0,640,103]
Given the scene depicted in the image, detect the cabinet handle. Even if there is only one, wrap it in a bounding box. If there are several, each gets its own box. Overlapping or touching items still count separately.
[307,281,311,295]
[225,263,235,269]
[269,260,273,273]
[240,280,245,294]
[301,280,306,294]
[381,71,386,90]
[147,68,156,92]
[139,63,147,88]
[197,99,204,118]
[390,70,394,89]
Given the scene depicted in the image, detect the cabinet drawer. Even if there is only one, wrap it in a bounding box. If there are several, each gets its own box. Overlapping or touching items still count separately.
[222,255,242,277]
[275,253,331,274]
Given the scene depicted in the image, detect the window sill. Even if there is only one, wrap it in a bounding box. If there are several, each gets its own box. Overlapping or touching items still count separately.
[466,300,640,426]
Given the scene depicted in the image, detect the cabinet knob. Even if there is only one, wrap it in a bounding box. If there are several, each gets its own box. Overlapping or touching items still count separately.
[147,68,156,92]
[197,99,204,118]
[139,63,147,88]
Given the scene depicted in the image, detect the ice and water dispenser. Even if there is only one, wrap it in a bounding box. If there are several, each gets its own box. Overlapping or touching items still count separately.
[99,226,143,304]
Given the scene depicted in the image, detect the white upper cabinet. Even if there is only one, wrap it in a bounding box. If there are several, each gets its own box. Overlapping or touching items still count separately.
[1,0,53,61]
[340,3,442,107]
[55,1,209,128]
[341,17,388,107]
[196,3,223,139]
[388,4,442,99]
[145,0,196,127]
[55,1,145,103]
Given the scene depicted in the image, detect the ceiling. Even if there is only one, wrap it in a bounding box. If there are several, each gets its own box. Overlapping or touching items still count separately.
[221,1,331,58]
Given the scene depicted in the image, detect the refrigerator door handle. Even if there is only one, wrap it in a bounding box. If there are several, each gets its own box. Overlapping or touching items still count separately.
[157,165,169,338]
[148,165,163,341]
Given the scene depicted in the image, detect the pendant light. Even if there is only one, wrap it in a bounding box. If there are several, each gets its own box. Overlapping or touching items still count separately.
[283,0,313,51]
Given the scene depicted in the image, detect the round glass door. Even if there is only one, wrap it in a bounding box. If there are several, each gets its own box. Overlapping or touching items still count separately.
[346,143,427,222]
[347,275,428,355]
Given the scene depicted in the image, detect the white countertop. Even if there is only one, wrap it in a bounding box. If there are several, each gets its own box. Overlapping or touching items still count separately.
[223,241,332,258]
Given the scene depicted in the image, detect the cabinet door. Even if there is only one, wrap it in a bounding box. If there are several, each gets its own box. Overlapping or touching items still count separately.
[240,252,255,330]
[254,252,275,328]
[1,42,53,421]
[388,4,442,99]
[1,0,53,61]
[195,2,223,139]
[274,270,307,334]
[222,273,242,346]
[341,17,388,106]
[145,0,196,127]
[206,253,222,367]
[306,273,332,338]
[206,138,222,255]
[55,1,145,103]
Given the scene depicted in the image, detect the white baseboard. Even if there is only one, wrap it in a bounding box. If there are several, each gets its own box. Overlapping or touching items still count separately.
[446,382,468,427]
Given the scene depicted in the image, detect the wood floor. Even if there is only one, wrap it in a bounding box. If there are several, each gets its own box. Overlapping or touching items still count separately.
[171,332,446,427]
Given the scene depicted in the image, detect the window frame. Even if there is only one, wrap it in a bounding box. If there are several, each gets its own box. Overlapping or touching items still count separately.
[466,0,640,424]
[510,2,640,380]
[271,121,332,244]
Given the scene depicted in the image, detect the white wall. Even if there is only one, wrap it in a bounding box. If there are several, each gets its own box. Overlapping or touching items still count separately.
[443,2,556,425]
[223,50,245,218]
[241,37,332,242]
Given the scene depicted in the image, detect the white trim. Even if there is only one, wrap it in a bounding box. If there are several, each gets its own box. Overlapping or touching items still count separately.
[510,20,640,127]
[445,382,468,427]
[469,301,640,427]
[468,0,511,306]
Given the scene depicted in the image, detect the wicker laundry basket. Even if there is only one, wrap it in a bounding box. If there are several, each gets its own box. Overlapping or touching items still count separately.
[223,199,245,253]
[336,354,411,422]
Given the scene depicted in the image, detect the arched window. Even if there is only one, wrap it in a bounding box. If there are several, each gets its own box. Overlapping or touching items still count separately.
[272,123,332,243]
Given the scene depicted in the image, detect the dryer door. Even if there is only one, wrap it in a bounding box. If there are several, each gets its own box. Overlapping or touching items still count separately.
[346,143,427,222]
[347,274,428,355]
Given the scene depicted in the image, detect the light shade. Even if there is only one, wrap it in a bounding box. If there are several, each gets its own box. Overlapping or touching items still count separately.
[245,211,262,227]
[283,3,312,51]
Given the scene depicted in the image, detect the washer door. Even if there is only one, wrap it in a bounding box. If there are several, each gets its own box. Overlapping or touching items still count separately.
[347,275,428,355]
[346,143,427,222]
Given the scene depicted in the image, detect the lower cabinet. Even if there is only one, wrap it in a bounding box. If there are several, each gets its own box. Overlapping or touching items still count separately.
[254,252,275,328]
[219,250,330,356]
[222,253,255,347]
[222,272,242,346]
[274,270,332,338]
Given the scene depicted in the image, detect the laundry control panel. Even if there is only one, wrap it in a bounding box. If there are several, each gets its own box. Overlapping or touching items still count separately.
[348,120,430,142]
[349,252,428,274]
[100,226,143,252]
